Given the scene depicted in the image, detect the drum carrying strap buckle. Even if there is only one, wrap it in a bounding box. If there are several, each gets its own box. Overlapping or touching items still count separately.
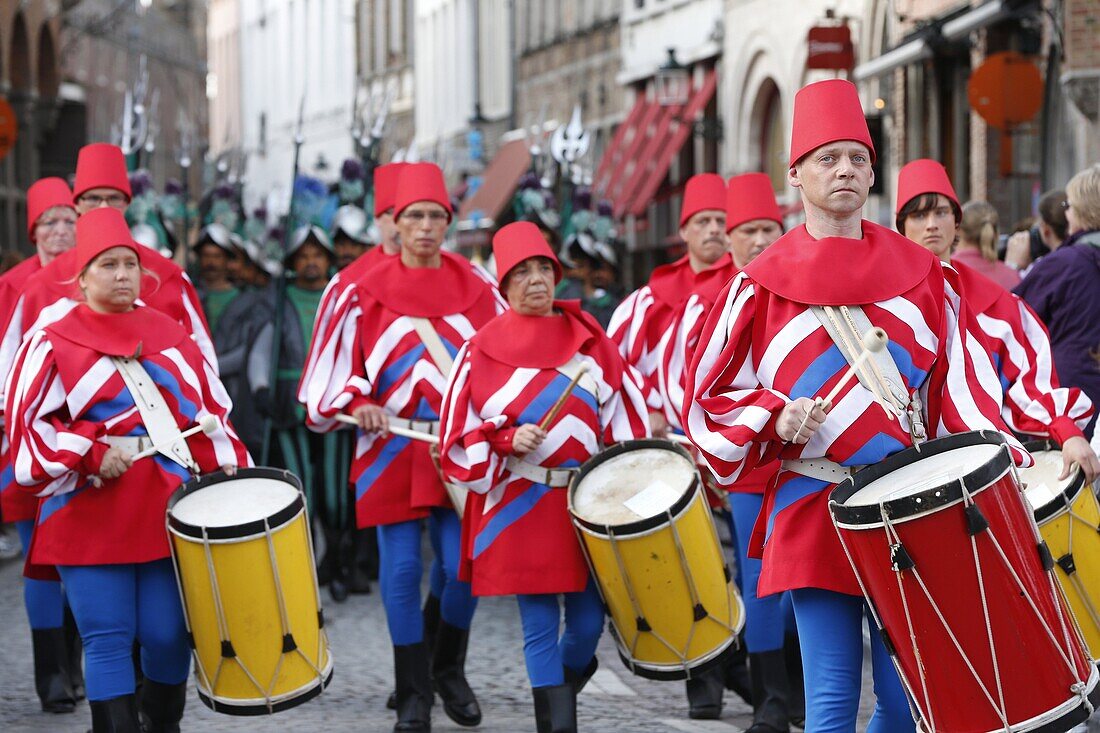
[388,417,440,436]
[504,457,577,488]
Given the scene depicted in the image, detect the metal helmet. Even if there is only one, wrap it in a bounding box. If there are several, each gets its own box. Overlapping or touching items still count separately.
[330,204,372,245]
[284,224,335,266]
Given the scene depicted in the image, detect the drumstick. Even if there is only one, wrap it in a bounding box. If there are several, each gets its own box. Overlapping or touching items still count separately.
[794,328,891,440]
[538,366,589,431]
[131,415,220,460]
[665,432,692,446]
[335,413,440,444]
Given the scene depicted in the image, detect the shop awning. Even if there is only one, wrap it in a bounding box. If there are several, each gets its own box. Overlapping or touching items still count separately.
[595,98,667,215]
[619,67,718,219]
[457,138,532,230]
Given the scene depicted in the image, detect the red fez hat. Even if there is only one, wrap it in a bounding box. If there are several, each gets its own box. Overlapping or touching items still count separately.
[373,162,409,218]
[73,143,132,203]
[26,177,75,241]
[74,207,141,273]
[679,173,727,227]
[726,173,783,232]
[393,163,453,222]
[492,221,562,294]
[895,159,960,214]
[788,79,875,167]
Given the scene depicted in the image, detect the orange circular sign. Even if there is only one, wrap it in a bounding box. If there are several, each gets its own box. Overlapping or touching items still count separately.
[0,98,17,162]
[968,52,1044,130]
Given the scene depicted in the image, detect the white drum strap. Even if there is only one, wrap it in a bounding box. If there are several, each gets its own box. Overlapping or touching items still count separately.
[111,356,198,472]
[811,305,927,445]
[504,457,577,487]
[409,317,455,378]
[555,356,599,404]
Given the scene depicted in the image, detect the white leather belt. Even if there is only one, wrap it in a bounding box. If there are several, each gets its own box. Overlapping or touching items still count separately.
[390,417,440,435]
[99,435,154,454]
[505,457,578,488]
[781,457,864,484]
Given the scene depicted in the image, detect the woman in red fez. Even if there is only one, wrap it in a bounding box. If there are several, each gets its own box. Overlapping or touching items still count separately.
[896,160,1096,481]
[5,208,249,732]
[439,221,649,732]
[0,177,81,715]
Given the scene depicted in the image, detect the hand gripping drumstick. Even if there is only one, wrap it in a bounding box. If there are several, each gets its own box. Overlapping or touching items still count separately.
[538,366,590,431]
[794,327,890,439]
[335,413,440,444]
[131,415,221,460]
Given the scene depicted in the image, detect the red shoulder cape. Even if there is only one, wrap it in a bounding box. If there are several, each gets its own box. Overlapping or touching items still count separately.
[471,300,598,368]
[690,258,739,308]
[46,303,189,358]
[24,245,186,306]
[358,250,489,317]
[951,257,1010,314]
[744,221,936,305]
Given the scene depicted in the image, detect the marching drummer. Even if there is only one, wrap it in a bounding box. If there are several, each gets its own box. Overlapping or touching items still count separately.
[439,221,650,733]
[683,79,1030,732]
[4,208,249,732]
[660,173,805,733]
[301,162,501,732]
[895,160,1098,482]
[0,177,82,715]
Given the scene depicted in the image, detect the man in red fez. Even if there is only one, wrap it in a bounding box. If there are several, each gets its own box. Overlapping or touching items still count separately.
[301,162,501,731]
[683,79,1029,732]
[608,173,736,440]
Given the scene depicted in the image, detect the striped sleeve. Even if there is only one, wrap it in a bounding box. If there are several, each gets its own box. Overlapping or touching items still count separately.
[5,333,93,497]
[607,287,662,410]
[438,344,509,495]
[300,286,373,433]
[179,274,218,373]
[657,294,707,432]
[683,274,790,486]
[297,273,351,407]
[977,293,1093,444]
[927,265,1031,466]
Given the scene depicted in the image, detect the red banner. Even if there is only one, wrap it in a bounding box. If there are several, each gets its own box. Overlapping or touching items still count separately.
[807,25,854,71]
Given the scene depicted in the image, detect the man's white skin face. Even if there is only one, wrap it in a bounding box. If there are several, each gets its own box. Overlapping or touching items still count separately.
[788,142,874,224]
[680,209,729,272]
[729,218,782,268]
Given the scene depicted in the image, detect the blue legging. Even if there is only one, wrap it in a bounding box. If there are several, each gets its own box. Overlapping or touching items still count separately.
[791,588,914,733]
[728,493,796,653]
[15,520,65,630]
[377,507,476,645]
[428,513,445,600]
[516,579,604,688]
[57,559,190,701]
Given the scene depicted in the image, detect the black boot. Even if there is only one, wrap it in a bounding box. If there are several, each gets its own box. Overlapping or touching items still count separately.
[533,683,577,733]
[388,596,442,710]
[746,650,792,733]
[686,666,725,720]
[563,655,598,695]
[138,679,186,733]
[431,622,481,726]
[31,628,77,713]
[784,634,805,729]
[393,642,432,732]
[723,633,753,706]
[90,694,141,733]
[64,605,86,700]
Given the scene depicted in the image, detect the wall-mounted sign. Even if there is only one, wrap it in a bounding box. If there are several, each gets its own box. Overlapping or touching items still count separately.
[807,25,854,72]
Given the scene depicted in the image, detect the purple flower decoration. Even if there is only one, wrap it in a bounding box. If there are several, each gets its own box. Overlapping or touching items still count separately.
[214,183,236,200]
[129,169,154,197]
[341,158,365,182]
[573,186,592,210]
[164,179,183,196]
[597,200,613,217]
[518,171,541,190]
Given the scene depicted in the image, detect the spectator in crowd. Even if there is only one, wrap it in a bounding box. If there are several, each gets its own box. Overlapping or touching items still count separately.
[1015,164,1100,438]
[1006,188,1070,273]
[955,200,1021,289]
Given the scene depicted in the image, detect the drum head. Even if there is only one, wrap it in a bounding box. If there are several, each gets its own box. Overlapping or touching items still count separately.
[1020,441,1085,523]
[571,444,696,526]
[847,443,1001,507]
[168,467,304,539]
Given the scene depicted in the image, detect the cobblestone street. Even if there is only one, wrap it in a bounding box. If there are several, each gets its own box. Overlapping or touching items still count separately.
[0,532,875,733]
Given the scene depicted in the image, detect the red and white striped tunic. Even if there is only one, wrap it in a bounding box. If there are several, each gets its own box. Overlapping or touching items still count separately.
[301,253,502,527]
[684,223,1029,596]
[439,303,650,595]
[953,260,1093,444]
[5,305,248,568]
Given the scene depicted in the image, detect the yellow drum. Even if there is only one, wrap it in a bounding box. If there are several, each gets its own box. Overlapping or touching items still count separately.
[1021,440,1100,660]
[568,439,744,679]
[167,468,334,714]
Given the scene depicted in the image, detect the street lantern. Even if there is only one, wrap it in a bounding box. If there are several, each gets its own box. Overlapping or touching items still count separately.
[655,48,690,107]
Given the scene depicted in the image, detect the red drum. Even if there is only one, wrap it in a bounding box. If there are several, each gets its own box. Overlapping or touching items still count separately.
[830,431,1099,733]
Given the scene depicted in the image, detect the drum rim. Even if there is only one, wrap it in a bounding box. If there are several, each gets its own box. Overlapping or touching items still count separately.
[567,438,700,535]
[829,430,1011,526]
[166,467,305,541]
[1021,439,1088,525]
[196,657,334,716]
